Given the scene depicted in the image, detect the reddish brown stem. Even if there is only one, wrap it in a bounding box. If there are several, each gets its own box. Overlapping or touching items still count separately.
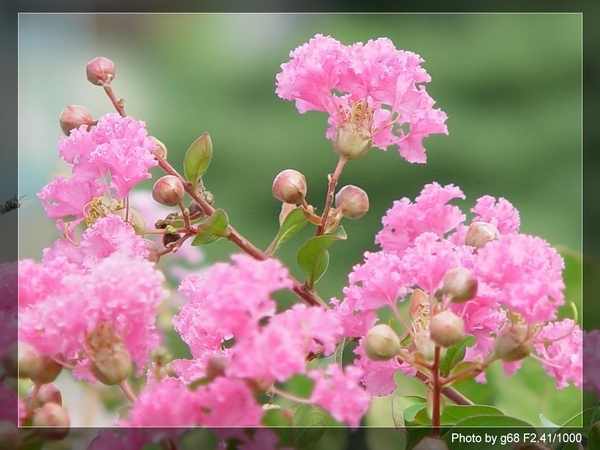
[431,346,442,434]
[317,156,347,235]
[153,153,327,308]
[102,83,127,117]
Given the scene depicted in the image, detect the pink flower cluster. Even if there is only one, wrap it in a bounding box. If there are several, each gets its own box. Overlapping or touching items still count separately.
[122,254,370,427]
[276,34,448,163]
[38,113,158,231]
[18,215,167,381]
[331,182,581,395]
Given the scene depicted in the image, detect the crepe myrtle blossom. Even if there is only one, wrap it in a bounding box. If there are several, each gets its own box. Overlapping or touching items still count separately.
[330,182,580,394]
[18,216,167,383]
[38,113,159,231]
[276,34,448,163]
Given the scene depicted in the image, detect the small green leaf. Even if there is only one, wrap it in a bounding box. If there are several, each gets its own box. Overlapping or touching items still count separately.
[291,404,327,449]
[267,207,308,255]
[391,396,426,428]
[315,338,347,369]
[412,404,505,426]
[296,227,347,288]
[183,132,213,184]
[191,209,229,246]
[540,413,560,430]
[440,335,475,377]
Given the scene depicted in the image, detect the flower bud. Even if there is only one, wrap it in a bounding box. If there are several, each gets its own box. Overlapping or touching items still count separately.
[90,342,133,386]
[152,175,185,207]
[32,383,62,409]
[151,137,168,159]
[59,105,94,135]
[413,436,449,450]
[144,239,161,263]
[162,232,181,248]
[188,201,203,217]
[465,221,500,249]
[86,57,115,85]
[441,268,478,303]
[411,330,438,362]
[364,324,400,361]
[429,310,465,348]
[31,403,70,440]
[272,169,307,204]
[116,207,146,236]
[333,123,372,161]
[335,185,369,220]
[494,324,533,362]
[18,342,62,384]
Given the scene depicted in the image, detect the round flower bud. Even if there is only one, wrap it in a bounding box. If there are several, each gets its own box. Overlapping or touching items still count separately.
[59,105,94,135]
[465,221,500,249]
[441,268,478,303]
[188,201,203,217]
[333,123,373,160]
[90,342,133,386]
[144,239,161,263]
[429,310,465,348]
[272,169,307,204]
[86,56,115,85]
[335,185,369,220]
[364,324,400,361]
[116,207,146,236]
[494,324,533,362]
[26,383,63,411]
[413,436,449,450]
[152,175,185,207]
[18,342,62,384]
[32,403,70,440]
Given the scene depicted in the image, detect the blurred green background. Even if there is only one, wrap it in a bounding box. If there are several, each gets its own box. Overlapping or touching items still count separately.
[19,14,582,430]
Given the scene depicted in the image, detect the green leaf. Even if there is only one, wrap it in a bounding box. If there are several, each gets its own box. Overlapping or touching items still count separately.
[315,338,347,370]
[412,404,505,426]
[267,207,308,255]
[191,209,229,245]
[440,335,475,377]
[291,404,327,449]
[296,227,347,288]
[540,413,560,430]
[391,396,426,428]
[589,420,600,450]
[183,132,213,184]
